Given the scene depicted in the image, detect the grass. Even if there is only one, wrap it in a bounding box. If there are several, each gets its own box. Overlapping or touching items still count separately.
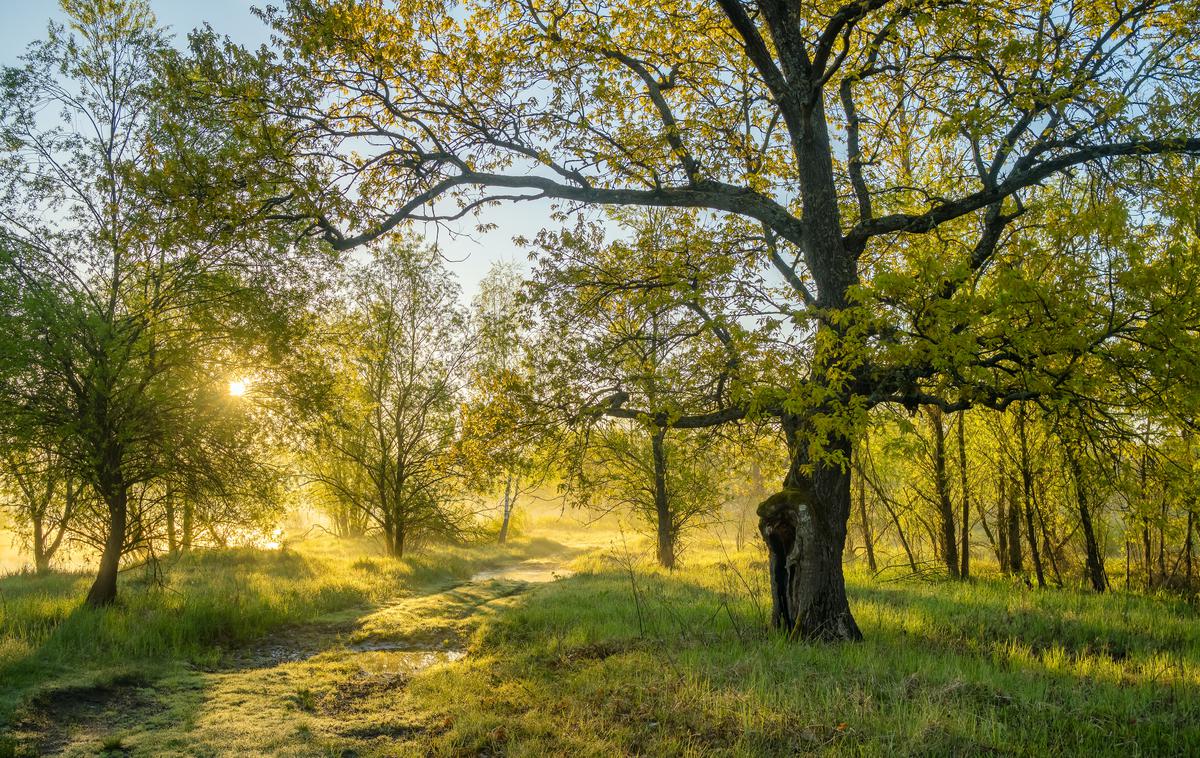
[1,520,1198,755]
[409,544,1200,756]
[0,533,563,734]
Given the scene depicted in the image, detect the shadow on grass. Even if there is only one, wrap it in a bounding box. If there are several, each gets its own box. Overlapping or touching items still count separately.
[430,563,1200,756]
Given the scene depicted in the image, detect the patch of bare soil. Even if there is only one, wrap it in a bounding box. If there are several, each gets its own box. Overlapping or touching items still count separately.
[8,676,157,756]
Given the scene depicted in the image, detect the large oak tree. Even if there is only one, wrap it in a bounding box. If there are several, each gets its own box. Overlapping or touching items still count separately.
[189,0,1200,639]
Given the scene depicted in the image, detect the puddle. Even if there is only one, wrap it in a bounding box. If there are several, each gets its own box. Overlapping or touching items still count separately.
[347,640,466,660]
[470,559,573,583]
[344,647,466,675]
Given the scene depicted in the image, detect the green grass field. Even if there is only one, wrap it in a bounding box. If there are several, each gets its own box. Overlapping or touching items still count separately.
[1,523,1198,756]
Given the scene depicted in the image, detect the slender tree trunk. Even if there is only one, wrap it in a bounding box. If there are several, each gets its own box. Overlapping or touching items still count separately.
[855,453,876,572]
[497,475,514,545]
[881,496,919,573]
[1143,520,1153,590]
[32,514,50,574]
[1186,508,1195,587]
[997,469,1009,573]
[1023,488,1045,587]
[957,412,970,579]
[1140,436,1152,590]
[651,427,674,569]
[1065,446,1106,592]
[180,498,194,552]
[929,407,960,578]
[1158,501,1167,586]
[86,486,127,608]
[1007,474,1024,574]
[1017,408,1045,587]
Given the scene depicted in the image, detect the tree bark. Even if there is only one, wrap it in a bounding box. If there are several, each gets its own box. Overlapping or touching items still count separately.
[1065,445,1107,592]
[651,427,674,569]
[929,407,960,578]
[957,412,970,579]
[85,486,127,607]
[498,475,514,545]
[759,422,861,642]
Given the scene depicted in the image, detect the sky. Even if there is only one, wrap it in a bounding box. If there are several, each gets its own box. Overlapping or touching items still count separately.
[0,0,556,303]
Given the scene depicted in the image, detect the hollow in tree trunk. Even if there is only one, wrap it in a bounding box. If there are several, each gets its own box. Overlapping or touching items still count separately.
[758,426,861,642]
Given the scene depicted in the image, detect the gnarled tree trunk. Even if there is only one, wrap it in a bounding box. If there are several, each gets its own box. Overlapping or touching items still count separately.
[759,425,861,642]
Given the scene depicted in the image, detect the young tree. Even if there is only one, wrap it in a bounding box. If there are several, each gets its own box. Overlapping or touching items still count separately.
[304,240,473,557]
[0,441,86,573]
[573,422,728,566]
[527,213,744,566]
[458,262,542,544]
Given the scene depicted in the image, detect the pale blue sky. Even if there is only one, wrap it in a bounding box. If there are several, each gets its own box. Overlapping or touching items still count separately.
[1,0,551,302]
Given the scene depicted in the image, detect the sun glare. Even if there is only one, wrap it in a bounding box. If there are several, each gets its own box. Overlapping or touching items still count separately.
[228,379,248,397]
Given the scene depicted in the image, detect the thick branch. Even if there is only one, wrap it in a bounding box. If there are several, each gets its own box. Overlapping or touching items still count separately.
[846,137,1200,246]
[318,171,808,251]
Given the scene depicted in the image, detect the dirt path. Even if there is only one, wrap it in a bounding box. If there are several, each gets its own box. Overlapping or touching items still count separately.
[15,555,574,757]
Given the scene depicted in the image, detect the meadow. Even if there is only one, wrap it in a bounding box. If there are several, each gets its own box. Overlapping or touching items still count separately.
[1,518,1198,756]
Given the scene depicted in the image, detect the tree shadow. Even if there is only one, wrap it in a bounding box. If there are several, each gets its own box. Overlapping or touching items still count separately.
[444,564,1200,755]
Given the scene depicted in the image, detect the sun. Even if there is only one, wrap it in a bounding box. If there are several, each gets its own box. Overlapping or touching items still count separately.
[228,379,248,397]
